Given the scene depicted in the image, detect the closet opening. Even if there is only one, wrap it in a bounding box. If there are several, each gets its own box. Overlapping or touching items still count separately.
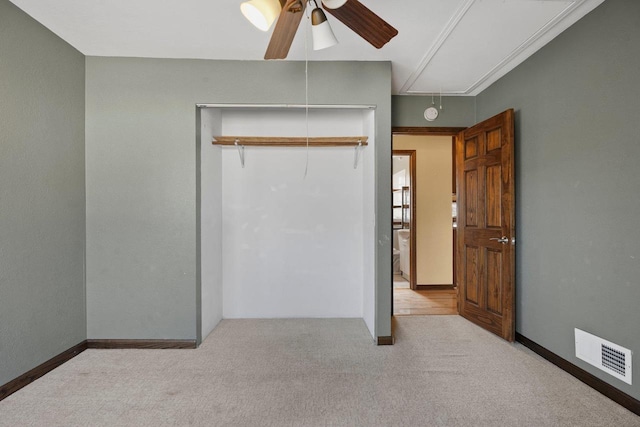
[197,104,378,342]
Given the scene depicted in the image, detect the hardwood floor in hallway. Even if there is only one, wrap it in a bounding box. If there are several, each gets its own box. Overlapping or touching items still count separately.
[393,288,458,316]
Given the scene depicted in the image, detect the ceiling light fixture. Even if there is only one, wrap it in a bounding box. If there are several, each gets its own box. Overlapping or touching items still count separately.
[241,0,282,31]
[310,0,338,51]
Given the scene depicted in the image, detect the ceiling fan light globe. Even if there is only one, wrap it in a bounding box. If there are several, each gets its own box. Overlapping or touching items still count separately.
[312,21,338,50]
[240,0,281,32]
[321,0,348,9]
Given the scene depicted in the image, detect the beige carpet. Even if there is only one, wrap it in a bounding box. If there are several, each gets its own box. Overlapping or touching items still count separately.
[1,316,638,426]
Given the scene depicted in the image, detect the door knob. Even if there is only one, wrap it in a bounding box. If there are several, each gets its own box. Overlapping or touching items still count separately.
[490,236,509,244]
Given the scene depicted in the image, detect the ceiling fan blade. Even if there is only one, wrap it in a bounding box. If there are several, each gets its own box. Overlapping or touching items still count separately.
[323,0,397,49]
[264,0,307,60]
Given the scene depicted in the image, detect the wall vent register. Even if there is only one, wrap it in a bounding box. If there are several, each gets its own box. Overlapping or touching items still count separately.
[575,328,632,385]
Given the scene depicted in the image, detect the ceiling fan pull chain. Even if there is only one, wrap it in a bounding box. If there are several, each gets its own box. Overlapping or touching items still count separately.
[303,3,310,179]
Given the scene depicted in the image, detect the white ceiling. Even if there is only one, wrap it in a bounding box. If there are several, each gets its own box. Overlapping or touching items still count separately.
[9,0,604,95]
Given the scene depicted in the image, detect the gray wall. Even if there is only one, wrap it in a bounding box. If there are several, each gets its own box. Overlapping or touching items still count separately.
[0,0,86,385]
[392,95,475,128]
[476,0,640,399]
[85,59,392,340]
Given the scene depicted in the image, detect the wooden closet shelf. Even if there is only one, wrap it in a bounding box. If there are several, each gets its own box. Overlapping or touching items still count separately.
[212,136,368,147]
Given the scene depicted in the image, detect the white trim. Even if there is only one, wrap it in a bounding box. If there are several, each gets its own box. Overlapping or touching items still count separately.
[399,0,605,96]
[463,0,603,96]
[398,0,475,95]
[196,103,376,110]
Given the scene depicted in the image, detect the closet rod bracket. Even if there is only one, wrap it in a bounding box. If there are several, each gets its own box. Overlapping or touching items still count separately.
[353,140,363,169]
[234,139,245,168]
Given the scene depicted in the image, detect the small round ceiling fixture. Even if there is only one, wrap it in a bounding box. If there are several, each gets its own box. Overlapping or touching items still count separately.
[424,106,439,122]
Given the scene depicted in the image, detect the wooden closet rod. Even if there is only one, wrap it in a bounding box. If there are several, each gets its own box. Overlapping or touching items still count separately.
[212,136,368,147]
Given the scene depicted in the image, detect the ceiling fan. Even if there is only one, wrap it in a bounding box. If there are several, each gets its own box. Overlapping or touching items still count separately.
[241,0,398,60]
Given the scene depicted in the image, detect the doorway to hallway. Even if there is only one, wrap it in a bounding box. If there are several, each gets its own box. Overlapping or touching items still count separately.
[391,109,515,343]
[391,128,462,317]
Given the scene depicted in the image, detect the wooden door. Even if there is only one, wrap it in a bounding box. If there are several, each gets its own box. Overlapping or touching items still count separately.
[456,109,515,341]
